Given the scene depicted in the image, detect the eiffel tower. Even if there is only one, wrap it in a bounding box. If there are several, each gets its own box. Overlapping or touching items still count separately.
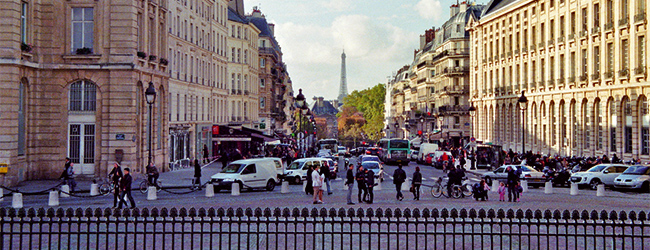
[337,50,348,104]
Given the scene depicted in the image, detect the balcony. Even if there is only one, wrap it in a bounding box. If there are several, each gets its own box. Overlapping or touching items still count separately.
[592,73,601,81]
[604,71,614,79]
[557,36,565,43]
[547,79,555,88]
[635,13,647,23]
[538,42,545,48]
[568,33,575,40]
[438,105,471,114]
[442,66,470,75]
[604,22,614,31]
[522,47,528,53]
[568,76,576,83]
[514,49,519,54]
[547,39,555,46]
[579,74,588,82]
[244,90,249,95]
[231,116,236,121]
[634,67,646,75]
[619,17,629,27]
[558,78,565,84]
[237,90,242,95]
[530,44,536,51]
[231,89,236,94]
[579,30,588,38]
[591,26,601,35]
[619,69,629,78]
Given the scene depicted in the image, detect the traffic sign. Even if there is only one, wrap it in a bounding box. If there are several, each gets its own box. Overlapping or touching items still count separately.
[470,137,476,142]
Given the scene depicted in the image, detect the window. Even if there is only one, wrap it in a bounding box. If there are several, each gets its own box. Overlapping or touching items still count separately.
[622,0,629,18]
[582,8,588,32]
[570,52,576,78]
[260,79,265,88]
[20,2,27,43]
[18,81,26,155]
[69,81,96,111]
[639,36,646,71]
[624,99,633,153]
[71,8,94,53]
[582,48,588,76]
[621,39,629,71]
[595,100,603,149]
[594,3,600,28]
[610,100,617,152]
[594,47,600,74]
[260,58,265,68]
[607,43,614,73]
[641,97,649,155]
[260,97,265,108]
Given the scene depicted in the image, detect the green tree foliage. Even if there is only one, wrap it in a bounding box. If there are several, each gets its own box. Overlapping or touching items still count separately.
[338,84,385,143]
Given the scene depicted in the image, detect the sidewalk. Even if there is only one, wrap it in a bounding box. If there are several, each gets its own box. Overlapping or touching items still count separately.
[4,161,225,194]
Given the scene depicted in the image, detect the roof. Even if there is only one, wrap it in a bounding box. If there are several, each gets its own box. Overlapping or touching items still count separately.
[311,100,339,116]
[482,0,519,17]
[248,16,280,50]
[228,8,248,24]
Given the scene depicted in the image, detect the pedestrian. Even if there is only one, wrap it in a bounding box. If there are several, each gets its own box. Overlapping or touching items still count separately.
[473,179,489,201]
[194,159,202,190]
[345,164,355,205]
[146,162,159,189]
[321,161,333,195]
[305,165,314,195]
[447,165,460,198]
[203,144,209,163]
[60,157,77,192]
[117,167,136,209]
[392,164,407,201]
[364,168,375,204]
[108,163,123,208]
[506,166,520,202]
[498,182,507,201]
[412,166,422,200]
[355,166,367,203]
[312,164,323,204]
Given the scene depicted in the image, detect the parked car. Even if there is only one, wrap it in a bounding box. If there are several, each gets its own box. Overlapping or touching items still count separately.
[365,147,382,156]
[570,164,629,190]
[325,158,338,179]
[283,158,330,184]
[210,158,280,192]
[359,155,381,165]
[430,151,457,169]
[410,150,419,161]
[337,146,347,155]
[613,165,650,192]
[425,153,436,165]
[482,165,545,188]
[361,161,384,182]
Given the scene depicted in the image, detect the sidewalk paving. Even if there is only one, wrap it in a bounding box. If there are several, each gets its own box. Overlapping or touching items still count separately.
[4,160,225,194]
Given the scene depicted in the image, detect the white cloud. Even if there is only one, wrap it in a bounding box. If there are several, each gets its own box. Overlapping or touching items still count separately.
[415,0,444,20]
[320,0,355,12]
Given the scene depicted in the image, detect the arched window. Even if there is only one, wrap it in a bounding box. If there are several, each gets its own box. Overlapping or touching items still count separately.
[623,97,633,153]
[582,100,590,151]
[594,99,602,149]
[69,80,96,111]
[608,98,617,152]
[640,96,649,155]
[18,79,27,155]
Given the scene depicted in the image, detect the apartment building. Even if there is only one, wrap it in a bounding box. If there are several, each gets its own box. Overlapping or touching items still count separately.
[0,0,169,185]
[469,0,650,159]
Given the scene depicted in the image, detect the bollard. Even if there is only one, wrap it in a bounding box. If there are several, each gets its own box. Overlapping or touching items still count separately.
[544,181,553,194]
[0,188,3,202]
[342,181,348,191]
[60,185,70,198]
[374,178,382,191]
[90,184,99,196]
[231,183,241,196]
[521,180,528,193]
[12,193,23,209]
[323,181,329,193]
[491,180,499,192]
[402,179,410,191]
[570,183,579,195]
[302,180,308,193]
[48,190,59,206]
[280,181,290,194]
[596,184,605,197]
[205,184,215,197]
[147,186,157,200]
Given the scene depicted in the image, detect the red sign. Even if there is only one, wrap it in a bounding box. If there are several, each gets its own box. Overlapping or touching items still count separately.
[212,125,219,135]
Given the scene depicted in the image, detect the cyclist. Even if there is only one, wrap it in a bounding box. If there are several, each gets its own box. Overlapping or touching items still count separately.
[108,163,123,207]
[447,165,463,198]
[146,162,159,188]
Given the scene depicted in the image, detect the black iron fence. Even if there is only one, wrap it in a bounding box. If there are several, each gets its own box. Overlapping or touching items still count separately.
[1,206,649,249]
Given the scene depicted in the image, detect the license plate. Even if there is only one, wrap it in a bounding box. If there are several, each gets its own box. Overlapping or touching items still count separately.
[571,177,579,181]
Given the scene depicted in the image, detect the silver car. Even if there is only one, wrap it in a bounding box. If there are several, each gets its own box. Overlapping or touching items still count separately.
[570,164,629,190]
[482,165,545,188]
[361,161,384,182]
[613,165,650,192]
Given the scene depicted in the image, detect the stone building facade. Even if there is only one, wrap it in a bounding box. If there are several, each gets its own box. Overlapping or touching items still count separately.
[0,0,169,185]
[468,0,650,160]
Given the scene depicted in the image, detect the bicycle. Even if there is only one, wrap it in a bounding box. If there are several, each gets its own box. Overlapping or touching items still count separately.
[95,176,115,196]
[430,177,463,199]
[190,177,202,190]
[139,174,163,194]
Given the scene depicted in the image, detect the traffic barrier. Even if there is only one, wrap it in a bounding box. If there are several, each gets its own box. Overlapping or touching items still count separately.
[90,184,99,196]
[147,186,157,200]
[280,182,289,194]
[60,185,70,198]
[231,183,240,196]
[596,184,605,197]
[205,184,214,197]
[402,179,410,191]
[48,190,59,206]
[521,180,528,192]
[570,183,579,195]
[491,181,499,193]
[374,179,382,191]
[544,182,553,194]
[12,193,23,208]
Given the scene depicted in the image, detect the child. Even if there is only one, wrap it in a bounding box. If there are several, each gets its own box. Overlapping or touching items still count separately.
[498,182,507,201]
[516,181,524,202]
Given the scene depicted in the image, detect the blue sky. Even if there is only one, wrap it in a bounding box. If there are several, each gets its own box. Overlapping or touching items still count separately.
[243,0,486,101]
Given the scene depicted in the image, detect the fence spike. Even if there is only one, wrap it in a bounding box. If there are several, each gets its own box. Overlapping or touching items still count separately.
[207,207,215,217]
[487,208,495,218]
[506,209,515,219]
[56,208,65,218]
[459,208,467,219]
[404,208,412,218]
[27,208,36,218]
[394,208,403,218]
[496,209,505,219]
[619,211,627,221]
[534,209,542,219]
[151,208,160,217]
[254,208,262,217]
[590,210,599,220]
[170,207,179,217]
[441,208,449,218]
[609,211,617,220]
[552,210,561,220]
[235,207,244,217]
[142,208,150,217]
[638,211,647,221]
[38,207,46,217]
[198,208,206,217]
[562,210,571,220]
[84,208,93,217]
[225,208,234,217]
[543,210,552,219]
[319,208,327,217]
[244,208,252,217]
[132,208,140,217]
[113,208,122,217]
[217,207,225,217]
[433,208,441,218]
[525,209,533,219]
[366,208,375,217]
[356,208,364,217]
[301,208,309,217]
[375,208,383,218]
[17,208,26,217]
[338,208,346,217]
[468,208,477,219]
[515,209,524,219]
[75,208,83,217]
[571,210,580,220]
[291,208,300,217]
[310,208,318,217]
[423,208,431,218]
[279,208,288,218]
[329,208,337,217]
[413,208,421,218]
[581,210,590,220]
[384,208,392,218]
[600,210,609,220]
[160,207,168,217]
[0,208,6,217]
[628,211,637,221]
[189,207,197,217]
[347,208,355,217]
[450,208,458,218]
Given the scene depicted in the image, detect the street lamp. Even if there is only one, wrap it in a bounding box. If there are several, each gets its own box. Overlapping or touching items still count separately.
[294,89,307,156]
[517,91,528,157]
[145,82,157,166]
[468,104,477,169]
[438,114,445,147]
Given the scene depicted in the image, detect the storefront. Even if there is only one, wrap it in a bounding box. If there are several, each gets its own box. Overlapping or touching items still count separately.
[169,127,191,165]
[212,125,277,158]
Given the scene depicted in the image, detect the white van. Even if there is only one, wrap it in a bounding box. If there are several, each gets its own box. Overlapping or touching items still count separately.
[284,158,329,184]
[417,143,439,163]
[266,157,285,180]
[210,158,280,192]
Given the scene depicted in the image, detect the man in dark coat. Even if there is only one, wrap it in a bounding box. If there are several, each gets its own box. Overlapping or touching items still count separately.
[194,159,202,190]
[506,166,520,202]
[393,164,406,201]
[355,166,367,203]
[364,168,375,204]
[117,167,136,209]
[345,164,355,205]
[305,165,314,195]
[321,162,332,195]
[108,163,123,208]
[412,167,422,200]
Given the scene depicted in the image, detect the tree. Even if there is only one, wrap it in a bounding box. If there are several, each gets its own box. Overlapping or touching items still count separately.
[337,84,385,143]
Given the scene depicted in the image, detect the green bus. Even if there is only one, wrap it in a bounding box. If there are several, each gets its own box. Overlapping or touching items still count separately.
[378,138,410,165]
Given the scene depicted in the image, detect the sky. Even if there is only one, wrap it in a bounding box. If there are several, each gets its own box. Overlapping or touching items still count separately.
[243,0,486,101]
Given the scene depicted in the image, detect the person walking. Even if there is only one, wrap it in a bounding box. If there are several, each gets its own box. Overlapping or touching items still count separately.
[60,157,77,192]
[203,144,209,163]
[117,167,136,209]
[305,165,314,195]
[364,168,375,204]
[108,163,123,208]
[392,164,407,201]
[194,159,202,190]
[312,164,323,204]
[322,161,333,195]
[506,166,520,202]
[345,164,355,205]
[412,166,422,200]
[355,166,367,203]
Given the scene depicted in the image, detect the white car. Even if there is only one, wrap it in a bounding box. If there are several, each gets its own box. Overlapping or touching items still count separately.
[613,165,650,192]
[570,164,629,190]
[361,161,384,182]
[482,165,545,187]
[283,158,329,184]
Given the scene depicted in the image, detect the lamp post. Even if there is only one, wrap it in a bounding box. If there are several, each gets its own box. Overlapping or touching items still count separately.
[518,91,528,157]
[295,89,306,156]
[469,105,477,170]
[394,122,399,138]
[438,114,445,147]
[145,82,157,166]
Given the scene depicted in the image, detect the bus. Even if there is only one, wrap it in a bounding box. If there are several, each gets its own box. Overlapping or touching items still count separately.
[378,138,410,164]
[317,139,338,155]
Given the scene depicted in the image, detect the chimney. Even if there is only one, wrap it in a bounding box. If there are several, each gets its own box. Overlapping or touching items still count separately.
[420,35,426,50]
[269,23,275,36]
[460,1,468,13]
[450,4,459,17]
[318,97,324,107]
[425,28,435,43]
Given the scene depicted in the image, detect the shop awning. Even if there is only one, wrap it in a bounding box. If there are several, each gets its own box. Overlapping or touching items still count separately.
[251,133,277,142]
[212,137,251,142]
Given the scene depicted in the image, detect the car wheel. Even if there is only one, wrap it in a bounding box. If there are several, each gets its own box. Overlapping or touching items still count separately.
[641,182,650,193]
[266,180,276,191]
[485,176,492,186]
[294,176,302,185]
[589,179,601,190]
